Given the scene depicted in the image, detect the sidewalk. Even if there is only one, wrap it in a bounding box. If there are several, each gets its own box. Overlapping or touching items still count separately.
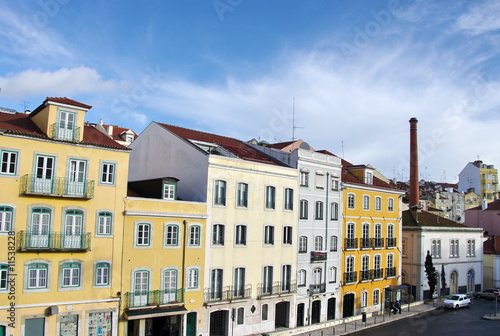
[265,301,439,336]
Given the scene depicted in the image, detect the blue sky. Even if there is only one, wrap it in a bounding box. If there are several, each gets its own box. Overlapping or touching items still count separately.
[1,0,499,182]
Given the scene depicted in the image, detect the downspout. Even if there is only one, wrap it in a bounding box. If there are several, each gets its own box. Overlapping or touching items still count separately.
[324,173,329,290]
[182,220,187,302]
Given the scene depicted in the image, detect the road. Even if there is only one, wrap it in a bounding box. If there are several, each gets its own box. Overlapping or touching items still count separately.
[348,298,500,336]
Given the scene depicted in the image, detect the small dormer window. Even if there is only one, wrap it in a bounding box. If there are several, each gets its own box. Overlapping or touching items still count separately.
[365,171,373,184]
[57,110,76,141]
[163,183,176,200]
[125,134,134,143]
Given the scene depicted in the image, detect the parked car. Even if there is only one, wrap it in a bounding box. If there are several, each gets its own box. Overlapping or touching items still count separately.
[443,294,471,309]
[474,288,500,300]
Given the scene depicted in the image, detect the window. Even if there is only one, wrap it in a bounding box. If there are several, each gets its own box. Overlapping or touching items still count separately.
[467,239,476,257]
[262,304,269,321]
[1,150,18,175]
[298,269,306,286]
[265,186,276,209]
[312,268,322,285]
[431,239,441,258]
[363,195,370,210]
[284,188,294,210]
[34,155,55,193]
[233,267,246,297]
[62,262,81,288]
[300,171,309,187]
[210,269,223,299]
[374,254,381,278]
[345,256,354,281]
[136,223,151,246]
[165,224,179,246]
[374,223,382,248]
[97,211,112,236]
[316,173,325,189]
[282,265,292,291]
[314,236,323,251]
[163,269,178,302]
[134,270,150,298]
[298,236,307,253]
[365,171,373,184]
[299,200,308,219]
[387,254,394,268]
[237,307,244,325]
[189,225,201,246]
[402,238,407,256]
[375,197,382,211]
[361,255,369,280]
[213,180,226,206]
[262,266,273,294]
[329,266,337,283]
[346,222,355,249]
[57,110,76,140]
[361,291,368,308]
[212,224,225,246]
[387,224,395,247]
[450,239,459,257]
[330,236,338,252]
[100,162,116,185]
[0,264,8,290]
[0,206,13,232]
[235,225,247,246]
[362,223,370,248]
[331,178,339,191]
[237,182,248,207]
[30,207,51,248]
[163,183,176,200]
[95,262,110,286]
[187,268,199,289]
[331,202,338,220]
[373,289,380,305]
[264,226,274,245]
[388,198,394,211]
[347,194,355,209]
[283,226,292,245]
[27,263,48,289]
[315,201,324,220]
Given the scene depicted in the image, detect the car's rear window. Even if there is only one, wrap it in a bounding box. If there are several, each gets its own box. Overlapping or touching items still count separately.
[450,295,460,300]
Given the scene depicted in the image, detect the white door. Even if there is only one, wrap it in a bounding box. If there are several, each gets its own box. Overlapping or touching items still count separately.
[134,271,149,307]
[30,209,50,248]
[63,211,83,248]
[67,160,86,196]
[58,111,75,140]
[163,270,177,303]
[34,155,54,194]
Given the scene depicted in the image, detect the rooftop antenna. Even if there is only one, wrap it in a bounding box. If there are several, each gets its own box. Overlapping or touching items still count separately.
[291,97,303,142]
[341,141,345,159]
[21,99,29,112]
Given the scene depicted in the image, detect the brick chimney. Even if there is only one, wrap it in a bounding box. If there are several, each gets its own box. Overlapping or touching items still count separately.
[409,117,419,209]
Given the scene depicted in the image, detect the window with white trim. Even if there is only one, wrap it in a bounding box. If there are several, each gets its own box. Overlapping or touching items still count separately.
[187,268,199,289]
[97,211,112,236]
[189,225,201,246]
[163,183,176,200]
[284,188,294,210]
[330,235,338,252]
[298,236,307,253]
[388,198,394,211]
[298,269,306,287]
[431,239,441,258]
[365,171,373,184]
[375,196,382,211]
[165,224,179,246]
[283,226,292,245]
[467,239,476,257]
[237,182,248,207]
[62,262,81,288]
[235,224,247,246]
[300,171,309,187]
[450,239,459,257]
[361,291,368,308]
[264,226,274,245]
[95,262,110,286]
[0,150,18,175]
[363,195,370,210]
[136,223,151,246]
[329,266,337,283]
[213,180,226,206]
[315,201,324,220]
[0,264,8,290]
[314,236,323,251]
[331,202,338,220]
[212,224,225,246]
[100,162,116,185]
[300,200,308,219]
[347,194,355,209]
[0,206,13,232]
[373,289,380,305]
[27,263,48,289]
[265,186,276,209]
[316,173,325,189]
[331,178,339,191]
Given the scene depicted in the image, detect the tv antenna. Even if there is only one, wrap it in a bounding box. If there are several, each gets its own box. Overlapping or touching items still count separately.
[291,97,303,141]
[21,100,30,112]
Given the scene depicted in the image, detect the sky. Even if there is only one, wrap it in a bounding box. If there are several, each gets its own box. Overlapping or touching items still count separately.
[0,0,499,183]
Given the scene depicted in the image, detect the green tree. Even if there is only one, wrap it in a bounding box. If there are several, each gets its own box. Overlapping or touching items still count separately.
[441,264,446,297]
[425,251,438,300]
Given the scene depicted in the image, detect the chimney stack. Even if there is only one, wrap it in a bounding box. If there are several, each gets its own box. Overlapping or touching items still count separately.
[409,117,420,209]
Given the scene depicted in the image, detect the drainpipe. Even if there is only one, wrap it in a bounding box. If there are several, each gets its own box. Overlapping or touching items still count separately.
[324,173,330,289]
[182,220,187,302]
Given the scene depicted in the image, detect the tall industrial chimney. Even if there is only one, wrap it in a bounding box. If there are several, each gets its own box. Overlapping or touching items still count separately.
[409,117,419,209]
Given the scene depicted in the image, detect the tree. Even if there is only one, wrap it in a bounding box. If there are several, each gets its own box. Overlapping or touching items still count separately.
[425,251,438,300]
[441,264,446,297]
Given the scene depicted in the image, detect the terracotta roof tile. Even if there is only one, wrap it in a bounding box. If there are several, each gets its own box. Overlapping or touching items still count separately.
[340,158,398,190]
[46,97,92,109]
[103,124,137,139]
[486,199,500,212]
[403,209,471,228]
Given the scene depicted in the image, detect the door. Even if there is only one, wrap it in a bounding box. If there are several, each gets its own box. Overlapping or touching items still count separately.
[209,310,228,336]
[25,318,45,336]
[342,293,355,318]
[59,314,78,335]
[34,155,54,193]
[134,271,149,307]
[63,210,83,249]
[30,208,50,248]
[275,301,290,328]
[296,303,305,327]
[186,312,197,336]
[67,160,86,196]
[58,111,75,140]
[163,269,178,304]
[311,300,321,324]
[327,298,336,320]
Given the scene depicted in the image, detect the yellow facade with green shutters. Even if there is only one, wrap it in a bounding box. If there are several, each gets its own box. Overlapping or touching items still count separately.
[0,99,130,336]
[120,196,207,336]
[340,166,404,318]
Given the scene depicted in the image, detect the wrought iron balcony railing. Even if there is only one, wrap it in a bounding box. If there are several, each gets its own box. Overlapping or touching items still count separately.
[18,231,91,252]
[360,270,371,281]
[310,251,327,262]
[386,238,397,248]
[21,175,94,199]
[344,238,358,250]
[360,238,371,249]
[371,238,384,248]
[204,286,232,303]
[50,122,81,142]
[386,267,397,277]
[309,283,326,294]
[373,268,383,279]
[343,271,357,284]
[231,284,252,300]
[257,281,296,298]
[124,289,184,309]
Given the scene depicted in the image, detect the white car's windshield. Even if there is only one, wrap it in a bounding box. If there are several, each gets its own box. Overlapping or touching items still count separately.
[450,295,460,300]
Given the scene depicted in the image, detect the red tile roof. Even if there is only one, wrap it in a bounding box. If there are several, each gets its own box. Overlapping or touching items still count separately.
[341,158,398,190]
[266,141,296,150]
[403,209,470,228]
[158,123,285,166]
[46,97,92,109]
[103,124,137,138]
[486,199,500,212]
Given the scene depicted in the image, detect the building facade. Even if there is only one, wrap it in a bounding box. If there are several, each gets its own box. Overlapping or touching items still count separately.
[458,160,499,202]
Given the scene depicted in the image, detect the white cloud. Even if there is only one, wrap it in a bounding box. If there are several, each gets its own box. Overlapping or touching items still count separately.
[0,67,129,98]
[454,0,500,35]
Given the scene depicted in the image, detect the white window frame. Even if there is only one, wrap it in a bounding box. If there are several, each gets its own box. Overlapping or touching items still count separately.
[284,188,294,211]
[388,198,394,212]
[163,183,176,200]
[375,196,382,211]
[300,171,309,187]
[299,200,308,219]
[236,182,248,208]
[100,161,116,185]
[298,236,307,253]
[331,202,338,220]
[61,262,81,289]
[165,224,179,247]
[213,180,227,206]
[0,150,18,176]
[363,195,370,210]
[265,186,276,209]
[95,262,110,287]
[0,206,14,233]
[235,224,247,246]
[347,193,355,209]
[264,225,274,245]
[135,223,151,247]
[315,201,324,220]
[189,225,201,246]
[212,224,225,246]
[96,211,113,236]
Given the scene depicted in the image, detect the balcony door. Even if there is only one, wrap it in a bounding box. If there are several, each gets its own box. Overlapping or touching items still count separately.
[67,159,86,196]
[134,271,150,307]
[163,269,178,303]
[63,210,83,249]
[58,110,75,140]
[30,208,50,248]
[34,155,54,194]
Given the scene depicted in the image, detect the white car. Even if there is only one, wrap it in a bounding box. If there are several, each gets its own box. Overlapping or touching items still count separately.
[443,294,471,309]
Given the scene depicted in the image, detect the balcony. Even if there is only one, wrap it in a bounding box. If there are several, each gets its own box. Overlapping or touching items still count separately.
[124,289,184,309]
[360,238,371,249]
[310,251,327,262]
[373,268,383,279]
[344,238,358,250]
[50,122,81,142]
[18,231,91,252]
[360,270,371,281]
[343,271,357,284]
[386,238,397,248]
[386,267,397,277]
[371,238,384,248]
[21,175,94,199]
[257,281,296,299]
[309,283,326,294]
[204,286,232,304]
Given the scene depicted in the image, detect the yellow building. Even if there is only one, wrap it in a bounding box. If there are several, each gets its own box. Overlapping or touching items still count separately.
[459,160,499,202]
[340,162,404,318]
[120,182,207,336]
[0,98,130,336]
